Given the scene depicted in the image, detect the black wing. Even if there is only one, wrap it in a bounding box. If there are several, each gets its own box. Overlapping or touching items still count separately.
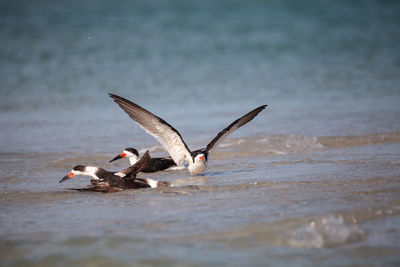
[205,105,267,157]
[141,157,177,173]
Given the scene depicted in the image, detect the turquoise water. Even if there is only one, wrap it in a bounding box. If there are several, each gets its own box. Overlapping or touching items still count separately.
[1,0,400,266]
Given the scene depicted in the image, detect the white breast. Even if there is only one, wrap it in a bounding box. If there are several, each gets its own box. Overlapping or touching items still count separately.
[188,160,206,175]
[145,178,158,188]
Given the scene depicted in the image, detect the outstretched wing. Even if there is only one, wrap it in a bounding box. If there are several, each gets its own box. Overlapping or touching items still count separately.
[118,151,151,177]
[109,94,193,166]
[205,105,267,156]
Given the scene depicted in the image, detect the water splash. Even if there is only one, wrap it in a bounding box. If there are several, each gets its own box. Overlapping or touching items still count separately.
[289,214,365,248]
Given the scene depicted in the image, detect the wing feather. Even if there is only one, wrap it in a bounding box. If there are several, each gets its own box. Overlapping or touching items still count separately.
[109,94,193,165]
[206,105,267,155]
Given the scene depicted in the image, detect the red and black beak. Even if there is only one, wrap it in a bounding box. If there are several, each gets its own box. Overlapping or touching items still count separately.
[109,152,127,163]
[59,172,74,183]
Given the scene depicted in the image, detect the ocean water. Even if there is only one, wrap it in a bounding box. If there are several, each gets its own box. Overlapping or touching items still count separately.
[1,0,400,266]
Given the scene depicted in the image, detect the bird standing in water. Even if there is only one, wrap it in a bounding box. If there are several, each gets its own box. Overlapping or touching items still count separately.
[60,151,170,193]
[109,93,267,176]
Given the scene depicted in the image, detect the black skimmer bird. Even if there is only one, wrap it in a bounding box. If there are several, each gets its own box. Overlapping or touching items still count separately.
[109,147,185,172]
[109,93,267,176]
[59,151,170,192]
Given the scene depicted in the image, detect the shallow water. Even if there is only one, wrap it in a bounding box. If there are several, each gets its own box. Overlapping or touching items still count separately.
[1,0,400,266]
[1,136,400,266]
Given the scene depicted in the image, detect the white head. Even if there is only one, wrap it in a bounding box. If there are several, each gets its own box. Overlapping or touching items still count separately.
[109,148,139,165]
[193,154,205,164]
[59,165,100,183]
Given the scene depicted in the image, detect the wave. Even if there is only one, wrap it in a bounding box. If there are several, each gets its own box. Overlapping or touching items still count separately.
[288,214,365,248]
[6,132,399,177]
[317,132,400,149]
[53,132,400,164]
[131,135,324,159]
[174,203,399,249]
[200,132,400,158]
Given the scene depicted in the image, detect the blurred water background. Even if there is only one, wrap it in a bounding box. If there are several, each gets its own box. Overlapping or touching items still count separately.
[1,0,400,266]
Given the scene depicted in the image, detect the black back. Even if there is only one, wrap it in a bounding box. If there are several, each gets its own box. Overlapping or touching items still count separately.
[141,157,177,172]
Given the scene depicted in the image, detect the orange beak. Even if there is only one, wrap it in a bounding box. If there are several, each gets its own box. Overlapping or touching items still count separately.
[199,156,204,161]
[59,172,74,183]
[109,152,128,163]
